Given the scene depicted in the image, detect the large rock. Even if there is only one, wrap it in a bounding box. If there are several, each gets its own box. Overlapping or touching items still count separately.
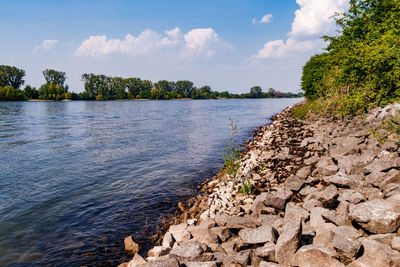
[226,216,257,229]
[148,246,171,258]
[284,203,309,222]
[291,244,337,266]
[255,242,276,261]
[124,236,140,255]
[296,166,312,179]
[162,232,175,248]
[169,223,192,244]
[265,187,293,210]
[349,199,400,234]
[275,218,302,266]
[186,262,217,267]
[145,257,179,267]
[295,249,345,267]
[284,175,305,192]
[348,237,400,267]
[127,253,147,267]
[170,241,205,260]
[323,173,363,190]
[210,226,231,242]
[337,189,365,204]
[189,227,220,244]
[222,250,250,266]
[238,225,277,244]
[332,226,362,264]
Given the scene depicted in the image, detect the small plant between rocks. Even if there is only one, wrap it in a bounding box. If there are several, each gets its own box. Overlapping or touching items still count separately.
[223,118,243,179]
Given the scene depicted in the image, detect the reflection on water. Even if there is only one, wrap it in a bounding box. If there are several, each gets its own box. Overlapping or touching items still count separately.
[0,99,300,266]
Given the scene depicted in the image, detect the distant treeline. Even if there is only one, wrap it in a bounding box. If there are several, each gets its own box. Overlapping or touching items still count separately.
[0,65,302,101]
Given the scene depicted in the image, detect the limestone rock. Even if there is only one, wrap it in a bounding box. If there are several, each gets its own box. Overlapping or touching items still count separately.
[275,218,302,266]
[145,257,179,267]
[124,236,140,255]
[169,223,191,244]
[255,242,275,261]
[210,226,231,242]
[238,225,277,244]
[162,232,175,248]
[226,216,257,229]
[295,249,345,267]
[148,246,171,258]
[170,241,204,260]
[332,226,362,264]
[349,199,400,234]
[284,175,305,192]
[222,250,250,266]
[127,253,147,267]
[265,187,293,210]
[392,236,400,252]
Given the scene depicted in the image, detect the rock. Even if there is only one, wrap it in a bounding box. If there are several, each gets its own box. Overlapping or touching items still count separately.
[392,236,400,252]
[189,228,219,244]
[170,241,205,260]
[210,226,231,242]
[226,216,257,229]
[296,166,312,179]
[255,242,275,261]
[302,198,323,211]
[127,253,147,267]
[295,249,345,267]
[321,209,351,226]
[221,237,245,253]
[348,238,400,267]
[316,158,339,176]
[337,189,365,204]
[214,213,231,226]
[186,262,217,267]
[313,184,339,208]
[145,257,179,267]
[259,261,280,267]
[284,203,309,222]
[323,173,363,190]
[199,218,216,229]
[222,250,250,266]
[265,187,293,210]
[284,175,305,192]
[291,244,337,266]
[260,214,282,227]
[310,207,329,228]
[299,186,321,197]
[238,225,278,244]
[162,232,175,248]
[124,236,140,255]
[169,223,191,244]
[148,246,172,258]
[275,218,302,266]
[349,199,400,234]
[332,226,362,264]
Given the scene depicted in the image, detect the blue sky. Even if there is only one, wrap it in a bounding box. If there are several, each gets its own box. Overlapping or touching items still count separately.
[0,0,349,93]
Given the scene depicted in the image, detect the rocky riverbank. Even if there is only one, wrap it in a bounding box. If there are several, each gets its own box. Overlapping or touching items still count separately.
[119,102,400,266]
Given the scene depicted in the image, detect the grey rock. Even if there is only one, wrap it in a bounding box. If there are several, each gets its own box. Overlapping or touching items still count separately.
[275,218,302,266]
[323,173,363,190]
[284,203,309,222]
[198,218,216,229]
[189,228,219,244]
[210,226,231,242]
[297,166,312,179]
[226,216,257,229]
[255,242,275,261]
[337,189,365,204]
[222,250,250,266]
[392,236,400,252]
[186,262,217,267]
[127,253,147,267]
[295,249,345,267]
[145,256,179,267]
[170,241,204,259]
[321,209,351,226]
[349,199,400,234]
[169,223,191,244]
[265,187,293,210]
[292,244,337,266]
[162,232,175,248]
[148,246,172,258]
[284,175,305,192]
[332,226,362,264]
[238,225,277,244]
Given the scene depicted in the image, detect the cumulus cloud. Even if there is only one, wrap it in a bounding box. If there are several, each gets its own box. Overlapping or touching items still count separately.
[183,28,221,57]
[75,27,224,58]
[253,0,349,60]
[33,39,58,54]
[252,14,273,24]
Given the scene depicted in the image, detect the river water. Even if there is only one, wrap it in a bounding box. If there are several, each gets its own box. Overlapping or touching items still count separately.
[0,98,300,266]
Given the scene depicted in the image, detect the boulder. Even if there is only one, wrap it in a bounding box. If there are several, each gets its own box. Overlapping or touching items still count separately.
[291,244,337,266]
[349,199,400,234]
[284,175,305,192]
[186,262,217,267]
[275,218,302,266]
[210,226,231,242]
[169,223,191,244]
[148,246,172,258]
[296,166,312,179]
[323,173,363,190]
[321,209,351,226]
[162,232,175,248]
[284,203,309,222]
[255,242,276,261]
[124,236,140,255]
[337,189,365,204]
[189,227,220,244]
[295,249,345,267]
[265,187,293,210]
[222,250,250,266]
[392,236,400,252]
[238,225,278,244]
[226,216,257,229]
[127,253,147,267]
[145,257,179,267]
[170,241,205,260]
[198,218,216,229]
[332,226,362,264]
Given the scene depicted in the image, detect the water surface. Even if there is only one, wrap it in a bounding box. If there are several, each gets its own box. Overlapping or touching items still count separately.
[0,99,300,266]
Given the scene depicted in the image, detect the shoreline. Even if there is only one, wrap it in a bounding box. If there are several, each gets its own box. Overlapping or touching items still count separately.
[119,101,400,266]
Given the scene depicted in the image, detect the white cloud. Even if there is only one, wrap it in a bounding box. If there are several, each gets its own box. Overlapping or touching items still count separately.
[252,14,273,24]
[183,28,221,57]
[33,39,58,54]
[290,0,349,38]
[253,37,320,59]
[75,27,224,58]
[253,0,349,60]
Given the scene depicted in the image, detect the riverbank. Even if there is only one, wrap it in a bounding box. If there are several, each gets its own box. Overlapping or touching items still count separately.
[119,102,400,266]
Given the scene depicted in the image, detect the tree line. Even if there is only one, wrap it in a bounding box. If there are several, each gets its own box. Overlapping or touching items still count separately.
[299,0,400,117]
[0,65,302,101]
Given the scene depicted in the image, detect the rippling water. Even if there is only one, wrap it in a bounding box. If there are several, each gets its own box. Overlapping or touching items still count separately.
[0,99,300,266]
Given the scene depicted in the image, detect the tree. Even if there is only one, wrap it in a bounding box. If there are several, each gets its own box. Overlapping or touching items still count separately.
[0,65,25,89]
[42,69,68,92]
[249,86,262,98]
[176,80,194,97]
[23,85,38,99]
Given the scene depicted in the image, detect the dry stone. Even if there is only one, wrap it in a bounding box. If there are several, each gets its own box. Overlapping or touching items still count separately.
[124,236,140,255]
[275,218,302,266]
[238,225,277,244]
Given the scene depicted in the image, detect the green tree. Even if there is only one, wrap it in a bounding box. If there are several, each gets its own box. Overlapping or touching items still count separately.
[249,86,262,98]
[42,69,68,92]
[0,65,25,89]
[23,85,38,99]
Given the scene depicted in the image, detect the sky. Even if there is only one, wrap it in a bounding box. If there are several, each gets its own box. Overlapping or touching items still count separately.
[0,0,349,94]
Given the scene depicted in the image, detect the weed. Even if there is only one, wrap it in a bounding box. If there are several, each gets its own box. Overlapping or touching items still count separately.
[223,118,243,179]
[239,178,252,195]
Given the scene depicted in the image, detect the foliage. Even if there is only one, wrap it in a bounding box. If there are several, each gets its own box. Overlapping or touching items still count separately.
[300,0,400,117]
[0,65,25,89]
[223,118,243,179]
[23,85,38,99]
[38,83,66,100]
[0,86,25,101]
[239,178,252,195]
